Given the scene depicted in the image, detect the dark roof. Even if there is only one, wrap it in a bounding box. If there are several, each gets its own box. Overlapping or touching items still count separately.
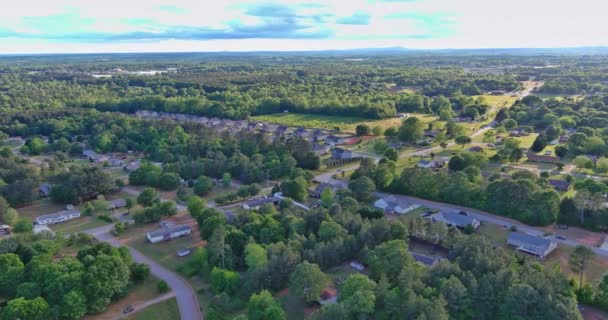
[438,212,478,227]
[508,232,552,248]
[244,197,280,208]
[526,152,559,163]
[549,179,570,190]
[39,183,52,195]
[411,252,439,266]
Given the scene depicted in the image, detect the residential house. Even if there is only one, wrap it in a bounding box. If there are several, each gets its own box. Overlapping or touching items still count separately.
[318,288,338,305]
[549,179,570,192]
[417,159,447,169]
[82,149,97,159]
[509,128,530,137]
[507,232,557,259]
[124,160,141,171]
[454,116,473,122]
[312,143,331,156]
[331,148,354,160]
[39,183,52,198]
[350,261,365,272]
[373,196,419,214]
[146,224,192,244]
[526,152,559,164]
[309,182,343,198]
[411,252,441,267]
[261,123,279,134]
[242,196,280,210]
[468,146,483,152]
[431,211,480,229]
[326,135,347,146]
[36,208,81,225]
[108,156,124,167]
[276,125,289,136]
[108,198,127,210]
[312,129,329,142]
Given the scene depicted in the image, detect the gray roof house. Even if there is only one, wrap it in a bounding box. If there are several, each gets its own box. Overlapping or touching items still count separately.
[309,182,343,198]
[507,232,557,259]
[146,224,192,244]
[431,212,480,229]
[242,196,280,210]
[549,179,570,192]
[108,198,127,210]
[331,148,354,160]
[374,196,420,215]
[39,183,52,197]
[417,159,447,169]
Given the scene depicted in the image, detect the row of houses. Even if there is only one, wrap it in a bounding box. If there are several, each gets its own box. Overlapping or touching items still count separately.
[36,205,81,225]
[134,110,354,145]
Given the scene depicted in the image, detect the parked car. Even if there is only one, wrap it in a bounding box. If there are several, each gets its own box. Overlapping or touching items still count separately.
[556,235,567,240]
[177,248,192,257]
[122,306,134,314]
[121,212,130,217]
[458,211,468,216]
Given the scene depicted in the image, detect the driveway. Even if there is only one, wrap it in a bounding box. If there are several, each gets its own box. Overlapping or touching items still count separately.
[85,225,203,320]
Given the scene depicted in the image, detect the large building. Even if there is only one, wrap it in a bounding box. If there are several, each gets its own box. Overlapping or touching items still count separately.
[146,224,192,244]
[507,232,557,259]
[36,208,81,225]
[431,211,480,229]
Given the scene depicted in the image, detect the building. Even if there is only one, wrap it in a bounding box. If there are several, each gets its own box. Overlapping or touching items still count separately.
[454,116,473,122]
[36,208,81,225]
[431,211,480,229]
[549,179,570,192]
[507,232,557,259]
[373,196,419,215]
[242,197,280,210]
[350,261,365,272]
[124,160,141,171]
[312,143,331,156]
[468,146,483,152]
[318,288,338,305]
[526,152,559,164]
[39,183,52,197]
[417,159,446,169]
[411,252,441,267]
[331,148,354,160]
[146,224,192,244]
[309,182,343,198]
[326,135,347,146]
[108,198,127,210]
[423,130,439,138]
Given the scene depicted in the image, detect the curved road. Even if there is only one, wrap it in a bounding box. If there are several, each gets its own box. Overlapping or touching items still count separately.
[85,224,203,320]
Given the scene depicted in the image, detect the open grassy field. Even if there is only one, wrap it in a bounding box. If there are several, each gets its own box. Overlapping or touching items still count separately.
[473,95,517,108]
[124,298,180,320]
[128,232,201,271]
[251,113,437,133]
[86,277,164,320]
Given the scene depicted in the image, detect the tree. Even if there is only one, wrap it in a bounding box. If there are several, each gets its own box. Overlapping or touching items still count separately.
[339,274,377,317]
[355,125,371,136]
[130,263,151,283]
[320,187,334,209]
[290,261,328,303]
[596,157,608,172]
[2,208,19,225]
[573,189,592,224]
[13,218,33,233]
[0,253,24,297]
[137,187,160,207]
[1,297,49,320]
[448,155,466,172]
[455,135,472,148]
[281,176,308,202]
[194,176,214,196]
[573,155,594,169]
[59,290,87,320]
[569,245,595,290]
[157,172,180,190]
[531,134,548,152]
[368,239,411,281]
[555,144,569,158]
[383,148,399,162]
[245,243,268,270]
[157,280,169,293]
[210,267,240,294]
[125,197,134,213]
[510,148,523,164]
[372,126,383,136]
[82,253,130,313]
[222,172,232,188]
[398,117,424,142]
[348,176,376,202]
[247,290,286,320]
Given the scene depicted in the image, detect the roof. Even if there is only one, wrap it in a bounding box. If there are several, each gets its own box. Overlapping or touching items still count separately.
[526,152,559,163]
[436,212,478,227]
[147,224,192,238]
[508,232,553,248]
[418,160,432,165]
[109,198,127,207]
[411,252,439,266]
[549,179,570,190]
[314,182,342,194]
[39,183,51,195]
[243,196,280,208]
[37,209,80,221]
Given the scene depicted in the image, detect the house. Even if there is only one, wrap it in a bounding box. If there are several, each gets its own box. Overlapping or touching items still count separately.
[146,224,192,244]
[549,179,570,192]
[326,135,347,146]
[242,196,280,210]
[108,156,124,167]
[331,148,354,160]
[417,159,447,169]
[108,198,127,210]
[454,116,473,122]
[468,146,483,152]
[312,144,331,156]
[350,261,365,272]
[82,149,97,160]
[318,288,338,305]
[312,129,329,142]
[431,211,480,229]
[423,130,439,138]
[509,128,530,137]
[309,182,343,198]
[36,207,81,225]
[507,232,557,259]
[124,160,141,171]
[411,252,441,267]
[39,183,52,197]
[373,196,419,214]
[526,152,559,163]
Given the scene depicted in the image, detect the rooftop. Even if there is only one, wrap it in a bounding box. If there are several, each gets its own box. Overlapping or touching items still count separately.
[147,224,192,238]
[508,232,553,248]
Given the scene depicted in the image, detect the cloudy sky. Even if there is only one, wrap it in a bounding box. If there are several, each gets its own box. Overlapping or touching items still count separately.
[0,0,607,53]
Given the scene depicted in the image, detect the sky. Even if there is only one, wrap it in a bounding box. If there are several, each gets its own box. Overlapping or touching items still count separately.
[0,0,607,53]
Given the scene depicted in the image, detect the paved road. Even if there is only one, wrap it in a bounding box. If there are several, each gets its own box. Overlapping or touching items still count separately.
[110,292,176,320]
[85,225,203,320]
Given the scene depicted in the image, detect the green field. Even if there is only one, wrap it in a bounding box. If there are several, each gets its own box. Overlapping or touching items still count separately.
[125,298,180,320]
[128,232,200,271]
[473,95,517,108]
[251,113,437,133]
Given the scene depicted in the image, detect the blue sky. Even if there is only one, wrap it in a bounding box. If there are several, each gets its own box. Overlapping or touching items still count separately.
[0,0,607,53]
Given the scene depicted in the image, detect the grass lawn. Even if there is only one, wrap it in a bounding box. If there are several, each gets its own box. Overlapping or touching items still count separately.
[16,199,68,220]
[473,95,517,108]
[128,232,201,272]
[86,277,164,320]
[125,298,180,320]
[543,245,608,286]
[477,223,511,245]
[51,216,111,234]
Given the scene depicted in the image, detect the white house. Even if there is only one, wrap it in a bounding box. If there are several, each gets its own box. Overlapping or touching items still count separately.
[146,224,192,244]
[417,159,447,169]
[36,208,81,225]
[108,198,127,210]
[507,232,557,259]
[242,196,280,210]
[373,196,420,215]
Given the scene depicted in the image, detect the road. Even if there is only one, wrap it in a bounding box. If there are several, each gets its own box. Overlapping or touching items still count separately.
[85,224,203,320]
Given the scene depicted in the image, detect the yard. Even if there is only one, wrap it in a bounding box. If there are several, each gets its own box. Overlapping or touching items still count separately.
[51,216,111,234]
[473,95,517,108]
[124,298,180,320]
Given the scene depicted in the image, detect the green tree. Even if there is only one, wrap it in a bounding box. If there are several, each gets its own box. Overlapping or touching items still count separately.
[573,155,594,169]
[157,280,169,293]
[348,176,376,202]
[569,245,595,290]
[0,253,25,297]
[398,117,424,142]
[339,274,377,317]
[383,147,399,162]
[455,135,472,148]
[368,239,411,281]
[82,254,130,313]
[356,124,371,136]
[2,208,19,225]
[137,187,160,207]
[281,176,308,202]
[289,261,328,303]
[194,176,214,196]
[448,155,466,172]
[245,243,268,270]
[59,290,87,320]
[222,172,232,188]
[1,297,49,320]
[125,197,134,213]
[13,218,33,233]
[247,290,286,320]
[531,134,548,152]
[320,187,334,209]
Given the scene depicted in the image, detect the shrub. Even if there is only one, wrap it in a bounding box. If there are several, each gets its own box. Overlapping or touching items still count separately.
[157,280,169,293]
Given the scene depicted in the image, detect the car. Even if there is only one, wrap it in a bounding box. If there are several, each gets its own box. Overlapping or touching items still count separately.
[556,235,567,240]
[121,212,130,217]
[177,248,192,257]
[122,306,134,314]
[458,211,468,216]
